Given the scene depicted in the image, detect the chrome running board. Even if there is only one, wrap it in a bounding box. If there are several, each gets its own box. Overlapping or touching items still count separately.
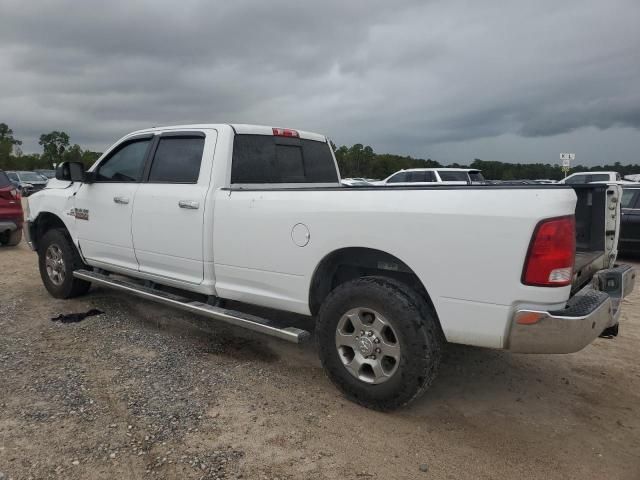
[73,269,310,344]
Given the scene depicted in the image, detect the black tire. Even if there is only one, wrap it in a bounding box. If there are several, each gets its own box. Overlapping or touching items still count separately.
[317,276,443,411]
[38,228,91,299]
[5,229,22,246]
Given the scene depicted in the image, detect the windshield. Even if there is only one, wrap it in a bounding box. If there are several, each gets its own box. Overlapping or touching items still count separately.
[438,171,469,181]
[19,171,46,182]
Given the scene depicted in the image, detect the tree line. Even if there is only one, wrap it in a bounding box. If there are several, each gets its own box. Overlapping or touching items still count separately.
[0,123,101,171]
[334,143,640,180]
[2,122,639,180]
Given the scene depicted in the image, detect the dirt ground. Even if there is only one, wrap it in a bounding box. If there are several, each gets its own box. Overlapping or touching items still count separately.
[1,242,639,480]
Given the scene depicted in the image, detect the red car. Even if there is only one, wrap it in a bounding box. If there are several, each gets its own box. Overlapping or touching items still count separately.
[0,169,23,246]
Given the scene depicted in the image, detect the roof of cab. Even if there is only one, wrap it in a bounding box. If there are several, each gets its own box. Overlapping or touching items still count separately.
[126,124,327,143]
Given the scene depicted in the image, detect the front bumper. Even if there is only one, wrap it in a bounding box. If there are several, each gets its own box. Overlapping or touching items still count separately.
[507,264,636,353]
[23,219,36,250]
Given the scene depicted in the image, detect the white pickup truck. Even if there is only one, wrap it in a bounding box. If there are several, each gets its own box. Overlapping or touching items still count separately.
[25,124,635,410]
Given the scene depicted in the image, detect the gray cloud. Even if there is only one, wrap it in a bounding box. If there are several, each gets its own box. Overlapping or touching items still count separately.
[1,0,639,165]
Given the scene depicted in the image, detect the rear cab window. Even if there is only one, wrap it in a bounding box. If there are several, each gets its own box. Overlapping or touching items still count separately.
[231,134,338,184]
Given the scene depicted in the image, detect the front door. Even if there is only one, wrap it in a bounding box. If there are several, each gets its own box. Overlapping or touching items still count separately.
[75,136,153,271]
[131,131,215,284]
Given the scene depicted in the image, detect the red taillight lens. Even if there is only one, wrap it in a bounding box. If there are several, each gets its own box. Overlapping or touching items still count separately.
[272,127,299,138]
[522,215,575,287]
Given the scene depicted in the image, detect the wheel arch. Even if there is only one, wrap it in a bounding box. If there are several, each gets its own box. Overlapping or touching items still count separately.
[31,211,71,251]
[308,247,439,323]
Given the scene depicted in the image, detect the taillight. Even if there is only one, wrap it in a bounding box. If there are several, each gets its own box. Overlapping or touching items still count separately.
[272,127,299,138]
[522,215,575,287]
[11,188,18,199]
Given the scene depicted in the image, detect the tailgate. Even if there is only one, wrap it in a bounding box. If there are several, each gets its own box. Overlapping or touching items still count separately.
[571,183,621,293]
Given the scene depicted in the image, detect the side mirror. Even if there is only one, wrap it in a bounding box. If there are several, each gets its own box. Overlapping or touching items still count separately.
[55,162,94,183]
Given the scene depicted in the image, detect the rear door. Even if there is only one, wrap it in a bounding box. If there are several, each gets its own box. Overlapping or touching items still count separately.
[620,188,640,253]
[131,130,216,284]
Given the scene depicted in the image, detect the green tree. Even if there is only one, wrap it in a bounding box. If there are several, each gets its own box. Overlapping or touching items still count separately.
[39,131,70,167]
[0,123,23,169]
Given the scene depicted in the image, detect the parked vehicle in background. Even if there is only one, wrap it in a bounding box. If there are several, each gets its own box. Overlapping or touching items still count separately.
[376,168,484,185]
[619,185,640,255]
[0,170,24,246]
[6,171,48,196]
[35,169,56,179]
[341,177,372,186]
[623,174,640,182]
[560,171,621,184]
[25,124,634,410]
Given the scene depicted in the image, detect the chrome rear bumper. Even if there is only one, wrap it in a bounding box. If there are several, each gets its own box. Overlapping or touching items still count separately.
[508,264,636,354]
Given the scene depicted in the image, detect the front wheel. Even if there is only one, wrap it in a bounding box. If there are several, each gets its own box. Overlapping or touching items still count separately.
[316,276,443,411]
[38,228,91,299]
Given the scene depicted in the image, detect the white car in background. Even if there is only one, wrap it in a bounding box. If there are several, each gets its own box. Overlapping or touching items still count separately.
[376,168,484,185]
[559,171,622,184]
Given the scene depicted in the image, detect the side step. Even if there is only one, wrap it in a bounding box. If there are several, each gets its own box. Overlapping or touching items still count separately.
[73,269,311,344]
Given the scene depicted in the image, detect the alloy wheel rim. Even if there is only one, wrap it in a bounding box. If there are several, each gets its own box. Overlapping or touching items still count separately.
[335,307,401,384]
[45,244,66,286]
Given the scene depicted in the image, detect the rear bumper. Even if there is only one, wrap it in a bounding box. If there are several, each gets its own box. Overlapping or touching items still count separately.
[507,264,636,353]
[0,220,18,233]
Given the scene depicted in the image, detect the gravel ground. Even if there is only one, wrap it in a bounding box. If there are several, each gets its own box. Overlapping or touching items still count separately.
[1,242,639,480]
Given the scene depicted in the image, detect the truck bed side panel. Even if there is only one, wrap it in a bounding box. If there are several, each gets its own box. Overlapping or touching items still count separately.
[212,187,577,348]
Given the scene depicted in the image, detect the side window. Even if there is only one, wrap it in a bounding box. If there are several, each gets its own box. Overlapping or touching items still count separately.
[424,171,436,182]
[589,174,610,182]
[148,136,205,183]
[565,174,586,184]
[621,190,639,209]
[7,172,18,182]
[387,172,407,183]
[96,139,151,182]
[407,171,424,182]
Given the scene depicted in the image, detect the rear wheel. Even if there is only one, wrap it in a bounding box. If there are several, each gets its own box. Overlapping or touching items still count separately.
[316,276,443,411]
[38,228,91,298]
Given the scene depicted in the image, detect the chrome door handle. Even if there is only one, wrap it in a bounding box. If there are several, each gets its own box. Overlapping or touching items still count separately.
[113,196,129,204]
[178,200,200,209]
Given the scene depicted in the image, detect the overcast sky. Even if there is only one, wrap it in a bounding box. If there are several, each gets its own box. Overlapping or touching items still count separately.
[1,0,639,166]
